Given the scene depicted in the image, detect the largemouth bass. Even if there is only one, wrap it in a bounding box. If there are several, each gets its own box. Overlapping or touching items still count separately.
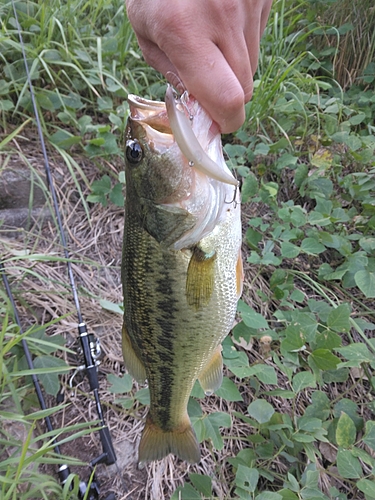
[122,88,243,464]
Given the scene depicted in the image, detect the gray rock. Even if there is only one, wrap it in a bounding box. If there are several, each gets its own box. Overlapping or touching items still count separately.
[0,162,52,233]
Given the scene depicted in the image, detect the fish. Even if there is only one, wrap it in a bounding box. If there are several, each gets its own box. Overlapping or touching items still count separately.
[121,87,243,464]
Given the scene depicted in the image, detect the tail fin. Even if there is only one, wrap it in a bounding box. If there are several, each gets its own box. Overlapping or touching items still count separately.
[138,415,200,464]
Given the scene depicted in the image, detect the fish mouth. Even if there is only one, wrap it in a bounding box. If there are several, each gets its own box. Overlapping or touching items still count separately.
[128,90,238,187]
[128,94,172,135]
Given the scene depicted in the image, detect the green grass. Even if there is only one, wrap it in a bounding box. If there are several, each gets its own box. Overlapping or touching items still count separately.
[1,0,375,498]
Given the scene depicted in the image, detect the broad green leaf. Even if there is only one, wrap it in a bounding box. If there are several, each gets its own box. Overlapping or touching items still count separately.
[100,299,123,314]
[349,112,366,125]
[298,417,323,432]
[293,433,315,443]
[323,368,349,384]
[336,344,373,364]
[254,365,278,385]
[50,130,81,149]
[308,177,333,197]
[307,299,332,323]
[235,465,259,493]
[246,227,263,250]
[291,311,318,342]
[355,270,375,298]
[86,193,107,206]
[280,241,300,258]
[191,380,205,399]
[188,398,203,418]
[107,373,132,394]
[363,421,375,450]
[278,489,299,500]
[87,137,106,147]
[359,237,375,253]
[336,448,362,479]
[33,355,69,396]
[290,289,305,303]
[334,399,363,430]
[346,135,362,152]
[314,330,342,350]
[189,473,212,498]
[171,483,200,500]
[327,304,351,333]
[286,473,300,492]
[304,391,330,420]
[232,321,254,344]
[336,413,356,448]
[109,183,125,207]
[97,95,113,110]
[351,447,375,468]
[292,371,316,393]
[301,238,326,255]
[263,389,295,399]
[207,411,231,429]
[301,468,318,488]
[255,493,282,500]
[203,414,227,450]
[248,399,275,424]
[135,387,150,405]
[215,377,243,401]
[281,325,305,352]
[242,173,259,202]
[357,479,375,497]
[90,175,111,194]
[310,349,340,370]
[238,301,268,330]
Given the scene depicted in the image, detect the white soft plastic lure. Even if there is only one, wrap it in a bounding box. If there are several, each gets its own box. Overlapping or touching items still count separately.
[165,85,239,187]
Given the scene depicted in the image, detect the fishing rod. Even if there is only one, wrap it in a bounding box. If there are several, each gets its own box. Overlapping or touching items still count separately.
[1,263,117,500]
[1,262,72,489]
[5,1,118,498]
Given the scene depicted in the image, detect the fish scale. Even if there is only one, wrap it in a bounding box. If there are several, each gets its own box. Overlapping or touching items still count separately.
[121,91,242,464]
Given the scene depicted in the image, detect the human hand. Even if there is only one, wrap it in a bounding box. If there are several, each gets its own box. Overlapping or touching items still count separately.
[126,0,273,134]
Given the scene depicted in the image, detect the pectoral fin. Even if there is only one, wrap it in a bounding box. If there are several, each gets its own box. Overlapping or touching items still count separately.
[122,322,147,384]
[186,246,216,310]
[198,345,223,395]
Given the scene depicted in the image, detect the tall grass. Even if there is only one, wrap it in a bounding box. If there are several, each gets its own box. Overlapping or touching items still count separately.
[0,300,94,500]
[311,0,375,88]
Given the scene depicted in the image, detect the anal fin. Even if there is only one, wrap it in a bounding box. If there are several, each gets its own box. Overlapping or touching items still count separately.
[198,345,223,396]
[138,414,200,464]
[122,322,147,384]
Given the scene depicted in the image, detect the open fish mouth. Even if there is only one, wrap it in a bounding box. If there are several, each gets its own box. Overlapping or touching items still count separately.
[128,89,239,187]
[127,94,172,134]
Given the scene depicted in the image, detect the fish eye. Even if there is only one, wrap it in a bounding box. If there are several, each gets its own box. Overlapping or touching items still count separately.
[126,139,143,164]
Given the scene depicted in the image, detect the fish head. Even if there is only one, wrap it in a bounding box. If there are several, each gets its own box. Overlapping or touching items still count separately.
[125,93,240,250]
[125,95,193,205]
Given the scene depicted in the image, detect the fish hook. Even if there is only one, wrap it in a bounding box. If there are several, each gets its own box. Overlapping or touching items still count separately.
[225,184,240,208]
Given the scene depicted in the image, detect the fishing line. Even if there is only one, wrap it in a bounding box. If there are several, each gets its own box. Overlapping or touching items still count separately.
[7,1,120,498]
